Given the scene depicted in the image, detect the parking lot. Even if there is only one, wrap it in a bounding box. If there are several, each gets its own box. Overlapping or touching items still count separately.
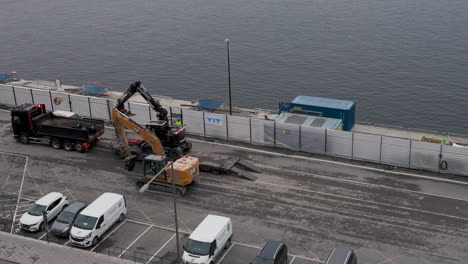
[10,192,321,264]
[1,110,468,264]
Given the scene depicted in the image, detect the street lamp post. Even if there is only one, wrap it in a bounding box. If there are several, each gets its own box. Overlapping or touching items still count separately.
[225,39,232,116]
[171,161,181,263]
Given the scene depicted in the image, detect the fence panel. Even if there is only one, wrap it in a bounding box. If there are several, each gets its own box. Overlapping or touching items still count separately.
[204,113,227,139]
[256,120,275,146]
[251,119,265,145]
[0,85,15,106]
[300,126,326,154]
[381,136,410,167]
[227,115,250,143]
[89,97,110,120]
[409,141,441,172]
[441,145,468,176]
[275,122,300,150]
[31,89,53,111]
[169,107,182,125]
[353,133,381,162]
[182,109,204,136]
[129,102,151,125]
[14,87,33,106]
[50,91,71,111]
[69,94,91,117]
[326,130,353,158]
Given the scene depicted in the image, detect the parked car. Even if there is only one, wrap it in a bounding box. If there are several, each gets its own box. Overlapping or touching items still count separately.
[325,246,357,264]
[20,192,69,232]
[69,193,127,247]
[51,202,86,237]
[251,240,288,264]
[182,215,233,264]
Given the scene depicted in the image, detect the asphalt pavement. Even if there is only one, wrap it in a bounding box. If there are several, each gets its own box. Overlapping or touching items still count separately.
[0,110,468,264]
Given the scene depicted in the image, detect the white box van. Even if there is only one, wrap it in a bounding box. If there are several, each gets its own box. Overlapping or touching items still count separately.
[69,192,127,247]
[182,215,233,264]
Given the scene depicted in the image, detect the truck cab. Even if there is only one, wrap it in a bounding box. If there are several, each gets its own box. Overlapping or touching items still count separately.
[11,104,46,141]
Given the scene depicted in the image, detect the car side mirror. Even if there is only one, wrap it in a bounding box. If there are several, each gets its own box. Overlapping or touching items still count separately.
[46,210,50,214]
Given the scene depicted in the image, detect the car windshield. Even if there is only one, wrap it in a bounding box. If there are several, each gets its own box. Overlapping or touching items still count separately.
[27,204,47,216]
[73,215,97,230]
[252,257,274,264]
[184,239,211,256]
[56,211,75,224]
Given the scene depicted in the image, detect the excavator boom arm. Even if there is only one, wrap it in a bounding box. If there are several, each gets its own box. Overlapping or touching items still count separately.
[112,108,165,157]
[115,81,168,121]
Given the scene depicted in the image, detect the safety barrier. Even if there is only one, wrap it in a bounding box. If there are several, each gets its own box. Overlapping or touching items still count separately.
[1,84,467,177]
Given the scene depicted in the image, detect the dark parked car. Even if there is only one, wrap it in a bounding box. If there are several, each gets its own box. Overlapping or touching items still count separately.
[51,202,86,237]
[251,240,288,264]
[325,246,357,264]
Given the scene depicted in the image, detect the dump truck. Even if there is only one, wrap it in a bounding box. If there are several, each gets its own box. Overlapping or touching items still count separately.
[11,104,104,152]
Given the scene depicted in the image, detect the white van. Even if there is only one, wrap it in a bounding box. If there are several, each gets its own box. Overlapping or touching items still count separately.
[69,192,127,247]
[182,215,233,264]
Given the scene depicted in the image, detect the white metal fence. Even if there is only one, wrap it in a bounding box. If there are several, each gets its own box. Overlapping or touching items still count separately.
[1,84,467,177]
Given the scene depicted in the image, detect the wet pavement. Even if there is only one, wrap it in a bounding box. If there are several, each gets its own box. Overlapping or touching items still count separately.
[0,110,468,263]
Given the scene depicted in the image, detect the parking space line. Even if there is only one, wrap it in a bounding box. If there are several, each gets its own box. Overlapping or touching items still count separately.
[289,256,296,264]
[90,220,127,252]
[118,225,152,258]
[10,155,28,233]
[146,233,176,264]
[38,230,51,240]
[126,218,191,234]
[64,241,70,246]
[295,255,323,263]
[232,241,261,249]
[217,243,235,264]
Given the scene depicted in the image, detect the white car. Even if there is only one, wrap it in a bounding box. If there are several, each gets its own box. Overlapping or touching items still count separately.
[20,192,69,232]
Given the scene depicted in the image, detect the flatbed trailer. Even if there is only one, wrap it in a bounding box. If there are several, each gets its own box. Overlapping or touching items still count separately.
[196,152,260,181]
[11,104,105,152]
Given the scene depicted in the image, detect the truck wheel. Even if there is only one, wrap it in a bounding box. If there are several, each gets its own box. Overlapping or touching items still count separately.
[51,138,62,149]
[75,142,85,153]
[63,141,74,151]
[211,168,222,175]
[184,141,192,153]
[19,135,30,144]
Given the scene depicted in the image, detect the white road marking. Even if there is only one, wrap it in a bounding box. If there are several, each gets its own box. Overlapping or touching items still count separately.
[289,255,296,264]
[256,164,468,203]
[126,218,191,234]
[118,225,152,258]
[217,242,235,264]
[64,241,70,246]
[146,233,176,264]
[10,154,28,233]
[232,242,322,263]
[90,220,127,252]
[256,180,468,222]
[189,138,468,186]
[38,229,51,240]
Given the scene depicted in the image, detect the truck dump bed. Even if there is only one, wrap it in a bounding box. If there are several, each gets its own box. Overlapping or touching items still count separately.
[33,112,104,141]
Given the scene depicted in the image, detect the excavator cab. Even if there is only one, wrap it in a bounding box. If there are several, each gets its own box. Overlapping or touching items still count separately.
[144,120,192,156]
[143,155,168,181]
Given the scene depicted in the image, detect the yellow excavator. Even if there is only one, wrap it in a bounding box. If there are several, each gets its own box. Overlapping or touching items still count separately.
[112,81,199,195]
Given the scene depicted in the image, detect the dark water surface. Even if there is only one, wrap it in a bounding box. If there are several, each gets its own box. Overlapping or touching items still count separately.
[1,0,467,134]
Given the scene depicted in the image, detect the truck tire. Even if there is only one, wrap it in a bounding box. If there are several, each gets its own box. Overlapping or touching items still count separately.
[19,134,30,144]
[63,141,74,151]
[75,142,85,153]
[51,138,62,149]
